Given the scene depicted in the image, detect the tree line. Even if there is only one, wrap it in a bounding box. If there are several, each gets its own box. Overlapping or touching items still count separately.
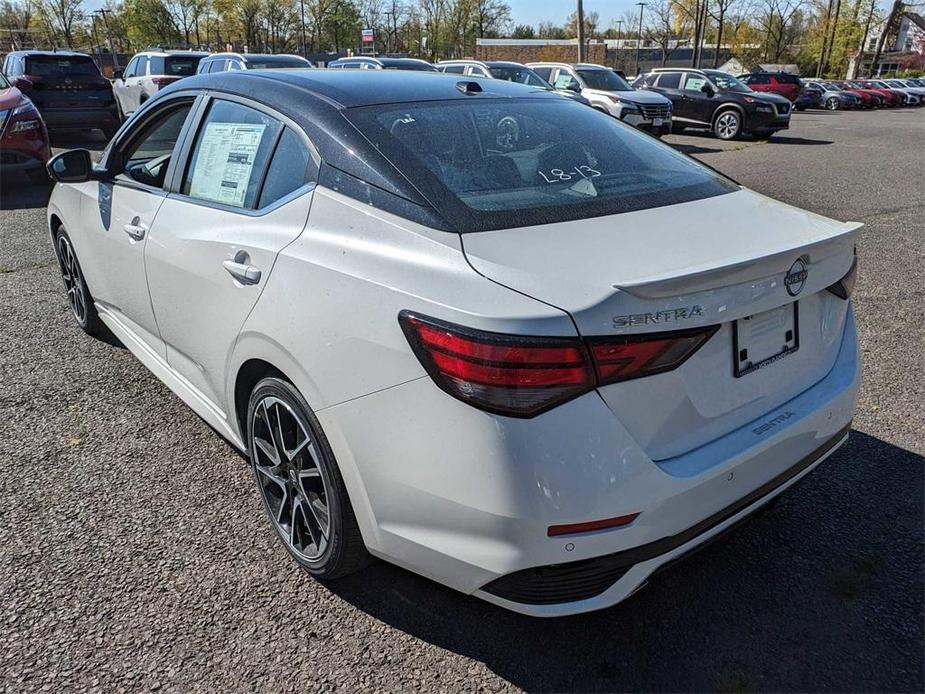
[0,0,920,77]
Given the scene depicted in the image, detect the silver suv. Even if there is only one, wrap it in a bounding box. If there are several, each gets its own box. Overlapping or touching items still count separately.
[113,50,207,117]
[528,62,673,136]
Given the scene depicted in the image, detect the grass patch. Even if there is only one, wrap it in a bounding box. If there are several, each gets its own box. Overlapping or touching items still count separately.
[0,266,15,273]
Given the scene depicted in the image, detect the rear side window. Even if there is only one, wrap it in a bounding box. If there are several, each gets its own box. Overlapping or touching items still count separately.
[136,56,149,76]
[346,98,736,232]
[656,72,681,88]
[207,60,226,73]
[25,55,100,76]
[532,66,552,81]
[442,65,465,74]
[258,128,317,207]
[183,100,282,209]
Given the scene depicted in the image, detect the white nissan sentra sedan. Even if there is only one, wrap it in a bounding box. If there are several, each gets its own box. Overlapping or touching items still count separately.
[45,70,860,617]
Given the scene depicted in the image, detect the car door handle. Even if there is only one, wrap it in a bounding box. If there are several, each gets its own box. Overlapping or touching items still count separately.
[222,259,261,285]
[123,222,147,240]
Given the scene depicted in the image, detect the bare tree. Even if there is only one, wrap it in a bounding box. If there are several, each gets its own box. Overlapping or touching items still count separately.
[471,0,510,38]
[36,0,84,48]
[0,0,34,50]
[644,0,680,65]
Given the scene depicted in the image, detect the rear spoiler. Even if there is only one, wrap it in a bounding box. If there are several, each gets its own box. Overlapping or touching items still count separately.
[614,221,862,299]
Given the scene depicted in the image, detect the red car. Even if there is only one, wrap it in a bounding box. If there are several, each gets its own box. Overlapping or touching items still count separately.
[830,81,883,108]
[737,72,802,102]
[0,71,50,182]
[853,80,904,107]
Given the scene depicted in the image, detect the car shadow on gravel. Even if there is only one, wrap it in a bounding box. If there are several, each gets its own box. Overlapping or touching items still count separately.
[326,430,924,692]
[761,136,834,146]
[0,176,54,210]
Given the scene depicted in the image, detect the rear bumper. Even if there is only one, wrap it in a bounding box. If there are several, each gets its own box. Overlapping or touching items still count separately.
[318,307,859,617]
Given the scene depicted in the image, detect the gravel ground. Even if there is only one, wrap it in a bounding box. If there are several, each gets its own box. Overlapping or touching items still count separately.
[1,110,923,693]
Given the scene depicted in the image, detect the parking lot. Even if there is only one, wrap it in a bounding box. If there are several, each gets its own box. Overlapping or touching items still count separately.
[1,108,922,692]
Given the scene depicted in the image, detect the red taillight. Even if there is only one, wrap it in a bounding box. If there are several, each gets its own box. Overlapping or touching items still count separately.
[399,312,717,417]
[151,76,180,86]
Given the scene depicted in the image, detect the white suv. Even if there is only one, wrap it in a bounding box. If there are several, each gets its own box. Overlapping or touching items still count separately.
[529,62,673,136]
[112,50,207,117]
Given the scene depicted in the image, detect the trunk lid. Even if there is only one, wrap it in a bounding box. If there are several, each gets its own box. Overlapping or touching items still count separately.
[461,188,861,459]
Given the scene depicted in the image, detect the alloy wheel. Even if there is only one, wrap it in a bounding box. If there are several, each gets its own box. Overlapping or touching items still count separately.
[826,97,839,110]
[57,234,87,325]
[715,112,740,139]
[251,395,332,562]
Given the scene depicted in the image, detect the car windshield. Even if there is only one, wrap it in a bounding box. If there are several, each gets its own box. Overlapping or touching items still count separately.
[576,68,632,91]
[490,66,550,88]
[25,55,100,77]
[704,71,751,93]
[908,79,924,87]
[346,97,736,232]
[246,58,309,69]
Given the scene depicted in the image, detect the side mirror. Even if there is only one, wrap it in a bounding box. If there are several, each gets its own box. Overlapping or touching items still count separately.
[566,81,581,93]
[13,76,33,93]
[113,68,124,80]
[701,83,715,97]
[47,149,95,183]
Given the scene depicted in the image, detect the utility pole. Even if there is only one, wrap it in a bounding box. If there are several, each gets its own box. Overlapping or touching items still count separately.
[634,2,646,76]
[96,9,119,71]
[299,0,307,58]
[616,19,623,41]
[576,0,586,62]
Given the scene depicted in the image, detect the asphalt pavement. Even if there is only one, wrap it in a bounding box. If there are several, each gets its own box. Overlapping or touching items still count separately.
[1,109,923,692]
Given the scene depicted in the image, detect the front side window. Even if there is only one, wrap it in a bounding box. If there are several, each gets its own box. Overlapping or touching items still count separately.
[489,66,549,88]
[123,57,139,79]
[346,98,736,232]
[117,102,193,188]
[183,100,281,209]
[553,71,580,91]
[576,69,632,91]
[532,66,552,81]
[683,74,708,91]
[136,56,149,76]
[442,64,465,74]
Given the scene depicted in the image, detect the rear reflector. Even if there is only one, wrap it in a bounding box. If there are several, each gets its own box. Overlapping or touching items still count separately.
[548,513,640,537]
[399,311,718,417]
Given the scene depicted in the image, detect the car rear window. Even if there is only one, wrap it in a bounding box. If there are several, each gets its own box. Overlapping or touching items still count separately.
[25,55,100,76]
[148,56,202,76]
[245,58,309,70]
[346,97,737,232]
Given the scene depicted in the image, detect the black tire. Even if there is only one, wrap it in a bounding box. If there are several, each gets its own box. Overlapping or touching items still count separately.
[247,377,371,580]
[54,227,116,342]
[826,96,840,110]
[713,108,742,140]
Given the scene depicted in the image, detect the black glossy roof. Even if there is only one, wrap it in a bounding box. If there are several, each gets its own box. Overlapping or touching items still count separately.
[170,68,556,109]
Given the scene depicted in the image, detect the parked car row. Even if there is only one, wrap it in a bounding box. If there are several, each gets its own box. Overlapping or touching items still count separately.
[2,47,922,182]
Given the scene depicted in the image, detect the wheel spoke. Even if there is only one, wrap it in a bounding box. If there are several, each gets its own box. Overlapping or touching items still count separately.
[306,496,329,539]
[255,462,286,489]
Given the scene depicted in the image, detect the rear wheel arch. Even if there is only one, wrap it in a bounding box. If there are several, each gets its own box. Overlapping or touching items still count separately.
[234,358,289,439]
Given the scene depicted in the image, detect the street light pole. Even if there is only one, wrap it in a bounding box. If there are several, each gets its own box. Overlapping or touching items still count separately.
[616,19,624,41]
[634,2,646,77]
[576,0,586,63]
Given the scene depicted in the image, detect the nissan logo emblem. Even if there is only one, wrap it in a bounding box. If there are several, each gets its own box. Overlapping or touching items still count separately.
[784,258,808,296]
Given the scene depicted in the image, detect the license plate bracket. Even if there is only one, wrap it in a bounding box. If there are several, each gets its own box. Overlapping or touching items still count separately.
[733,303,799,377]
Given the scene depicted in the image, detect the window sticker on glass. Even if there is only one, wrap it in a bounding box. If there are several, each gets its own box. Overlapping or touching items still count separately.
[684,76,707,91]
[188,122,267,208]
